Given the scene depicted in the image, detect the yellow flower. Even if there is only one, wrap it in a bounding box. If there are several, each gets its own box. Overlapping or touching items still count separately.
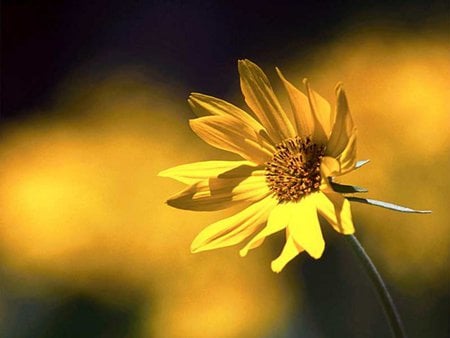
[159,59,426,272]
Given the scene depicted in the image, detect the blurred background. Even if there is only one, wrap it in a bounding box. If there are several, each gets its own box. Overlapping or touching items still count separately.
[1,1,448,337]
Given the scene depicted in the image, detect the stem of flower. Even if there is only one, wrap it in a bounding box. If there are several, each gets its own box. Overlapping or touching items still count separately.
[345,234,407,338]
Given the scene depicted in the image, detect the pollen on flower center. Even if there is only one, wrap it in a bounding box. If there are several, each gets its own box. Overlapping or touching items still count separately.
[265,136,325,202]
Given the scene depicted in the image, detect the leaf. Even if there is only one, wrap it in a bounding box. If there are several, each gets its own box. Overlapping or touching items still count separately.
[355,159,370,169]
[347,197,431,214]
[330,181,368,193]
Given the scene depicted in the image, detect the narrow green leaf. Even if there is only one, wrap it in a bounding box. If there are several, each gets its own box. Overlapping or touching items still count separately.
[331,181,368,193]
[348,197,431,214]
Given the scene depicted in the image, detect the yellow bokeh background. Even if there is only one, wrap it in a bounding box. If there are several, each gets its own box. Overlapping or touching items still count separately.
[0,71,293,337]
[0,27,448,336]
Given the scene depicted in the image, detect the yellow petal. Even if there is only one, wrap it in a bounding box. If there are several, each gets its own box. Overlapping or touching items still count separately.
[288,195,325,259]
[303,79,331,145]
[326,84,356,158]
[158,160,258,185]
[240,200,293,257]
[271,231,304,273]
[315,191,355,234]
[167,175,269,211]
[191,197,277,252]
[276,68,314,138]
[238,59,296,143]
[189,115,274,164]
[336,132,357,175]
[188,93,273,148]
[320,156,341,178]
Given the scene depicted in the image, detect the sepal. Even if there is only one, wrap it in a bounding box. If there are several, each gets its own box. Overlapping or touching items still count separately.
[355,159,370,169]
[330,181,368,193]
[348,197,431,214]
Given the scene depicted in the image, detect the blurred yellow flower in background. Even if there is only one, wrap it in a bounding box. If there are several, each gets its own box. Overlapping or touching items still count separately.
[0,70,292,338]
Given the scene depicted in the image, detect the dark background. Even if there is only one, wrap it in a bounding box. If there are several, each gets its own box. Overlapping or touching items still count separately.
[2,0,448,120]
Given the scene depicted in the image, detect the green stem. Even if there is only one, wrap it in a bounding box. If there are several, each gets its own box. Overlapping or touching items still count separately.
[346,234,407,338]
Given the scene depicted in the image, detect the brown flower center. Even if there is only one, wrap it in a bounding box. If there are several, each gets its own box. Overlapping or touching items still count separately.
[265,136,325,202]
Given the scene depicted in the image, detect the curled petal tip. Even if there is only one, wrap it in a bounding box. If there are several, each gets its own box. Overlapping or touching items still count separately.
[334,82,344,95]
[275,67,286,82]
[239,248,248,257]
[275,67,287,83]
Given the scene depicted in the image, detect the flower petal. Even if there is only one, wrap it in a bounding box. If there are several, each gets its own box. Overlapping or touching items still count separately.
[240,200,293,256]
[167,174,269,211]
[276,68,314,138]
[158,160,258,185]
[303,79,332,144]
[327,84,357,158]
[271,232,304,273]
[335,132,357,175]
[191,197,277,253]
[238,59,296,143]
[190,115,274,164]
[188,93,272,145]
[288,195,325,259]
[320,156,341,178]
[315,191,355,234]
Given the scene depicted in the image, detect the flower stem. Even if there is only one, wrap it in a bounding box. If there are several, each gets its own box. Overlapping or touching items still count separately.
[345,234,407,338]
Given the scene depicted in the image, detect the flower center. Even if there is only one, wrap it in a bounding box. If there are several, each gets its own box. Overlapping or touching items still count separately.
[265,136,325,202]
